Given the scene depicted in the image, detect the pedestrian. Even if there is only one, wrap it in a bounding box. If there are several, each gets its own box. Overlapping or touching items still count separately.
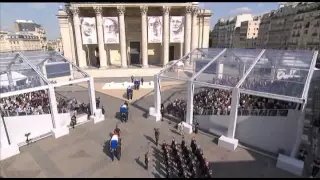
[311,157,320,178]
[141,77,144,86]
[96,97,100,108]
[101,105,105,115]
[145,151,149,170]
[160,103,164,121]
[131,75,134,83]
[181,136,186,149]
[116,138,122,160]
[154,128,160,146]
[194,119,199,134]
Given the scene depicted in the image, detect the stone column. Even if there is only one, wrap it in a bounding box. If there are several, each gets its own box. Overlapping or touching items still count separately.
[191,7,199,51]
[184,6,192,55]
[117,6,127,68]
[94,7,108,69]
[140,6,148,68]
[162,6,170,66]
[70,7,87,68]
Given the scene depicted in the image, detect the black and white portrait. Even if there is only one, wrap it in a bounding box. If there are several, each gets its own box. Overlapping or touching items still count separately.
[148,16,162,43]
[103,17,119,44]
[80,17,97,44]
[170,16,185,43]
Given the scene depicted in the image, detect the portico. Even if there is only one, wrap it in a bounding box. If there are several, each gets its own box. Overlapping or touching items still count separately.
[57,3,212,74]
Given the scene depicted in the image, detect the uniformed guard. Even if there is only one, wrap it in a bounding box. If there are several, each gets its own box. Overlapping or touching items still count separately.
[160,103,165,121]
[70,113,77,129]
[141,77,144,86]
[194,119,199,134]
[191,137,196,152]
[181,136,186,150]
[154,128,160,146]
[145,152,150,170]
[131,75,134,83]
[96,97,100,108]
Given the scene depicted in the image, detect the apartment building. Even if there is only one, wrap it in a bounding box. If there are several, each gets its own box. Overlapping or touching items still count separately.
[239,16,261,48]
[211,14,253,48]
[266,3,298,49]
[0,31,42,53]
[256,12,272,48]
[290,2,320,50]
[14,20,47,50]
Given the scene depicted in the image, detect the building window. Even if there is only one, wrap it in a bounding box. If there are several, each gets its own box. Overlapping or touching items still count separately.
[253,33,256,35]
[256,28,259,30]
[248,33,249,36]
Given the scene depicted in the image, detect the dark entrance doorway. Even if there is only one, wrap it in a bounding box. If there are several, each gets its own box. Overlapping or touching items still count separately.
[130,42,140,65]
[169,45,175,61]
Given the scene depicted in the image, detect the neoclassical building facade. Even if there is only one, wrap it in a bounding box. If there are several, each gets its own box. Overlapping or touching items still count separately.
[57,3,211,71]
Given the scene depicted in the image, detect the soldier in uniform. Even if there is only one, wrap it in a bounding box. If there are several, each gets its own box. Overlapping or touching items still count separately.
[114,125,121,136]
[311,157,320,178]
[116,138,122,160]
[191,137,196,153]
[145,151,150,170]
[140,77,144,86]
[154,128,160,146]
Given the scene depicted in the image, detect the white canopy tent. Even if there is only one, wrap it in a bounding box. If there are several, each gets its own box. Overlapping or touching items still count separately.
[0,51,103,161]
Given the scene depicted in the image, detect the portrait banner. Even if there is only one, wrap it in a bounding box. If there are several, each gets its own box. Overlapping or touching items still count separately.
[103,17,120,44]
[80,17,98,45]
[170,16,185,43]
[148,16,163,43]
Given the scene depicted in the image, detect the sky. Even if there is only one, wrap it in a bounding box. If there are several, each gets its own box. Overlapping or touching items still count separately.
[0,2,280,40]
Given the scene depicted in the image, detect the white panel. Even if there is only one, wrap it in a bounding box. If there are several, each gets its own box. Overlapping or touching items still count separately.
[4,114,53,144]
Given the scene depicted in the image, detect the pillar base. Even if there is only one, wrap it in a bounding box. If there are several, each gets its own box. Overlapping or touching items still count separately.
[0,144,20,161]
[148,107,161,122]
[90,109,105,124]
[218,135,239,151]
[142,65,149,68]
[52,127,69,139]
[182,122,193,134]
[276,154,304,176]
[121,65,128,68]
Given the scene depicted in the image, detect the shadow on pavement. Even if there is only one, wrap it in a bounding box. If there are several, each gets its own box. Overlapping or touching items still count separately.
[135,157,146,170]
[102,141,112,160]
[151,146,166,177]
[144,134,156,145]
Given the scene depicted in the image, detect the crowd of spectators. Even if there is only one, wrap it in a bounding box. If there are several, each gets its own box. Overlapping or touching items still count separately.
[0,90,50,117]
[166,76,301,120]
[0,90,88,117]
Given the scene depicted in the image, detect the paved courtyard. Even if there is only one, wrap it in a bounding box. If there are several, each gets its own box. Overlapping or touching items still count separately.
[0,85,298,178]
